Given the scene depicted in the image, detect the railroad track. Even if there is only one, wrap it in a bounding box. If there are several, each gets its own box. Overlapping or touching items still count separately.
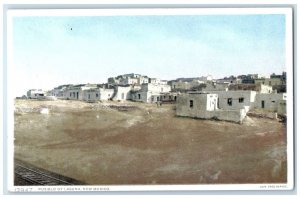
[15,163,74,185]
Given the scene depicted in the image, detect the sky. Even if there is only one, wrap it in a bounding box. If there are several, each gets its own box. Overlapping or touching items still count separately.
[12,14,286,96]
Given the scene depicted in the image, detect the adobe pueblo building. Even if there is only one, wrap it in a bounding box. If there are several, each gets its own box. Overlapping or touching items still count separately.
[24,72,287,123]
[176,92,249,123]
[176,90,286,123]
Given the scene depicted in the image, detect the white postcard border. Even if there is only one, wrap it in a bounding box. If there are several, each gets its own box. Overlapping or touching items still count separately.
[6,7,294,192]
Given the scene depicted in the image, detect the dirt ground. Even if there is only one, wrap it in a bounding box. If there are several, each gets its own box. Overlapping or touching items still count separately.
[14,99,287,185]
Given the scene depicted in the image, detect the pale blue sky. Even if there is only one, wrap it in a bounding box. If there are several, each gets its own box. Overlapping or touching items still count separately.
[13,14,286,96]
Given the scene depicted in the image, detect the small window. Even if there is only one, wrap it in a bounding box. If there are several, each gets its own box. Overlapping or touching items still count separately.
[96,93,99,97]
[238,97,244,103]
[190,100,193,108]
[227,98,232,106]
[70,93,72,97]
[138,94,141,99]
[272,100,275,103]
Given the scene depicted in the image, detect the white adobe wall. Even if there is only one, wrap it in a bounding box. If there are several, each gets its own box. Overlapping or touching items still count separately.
[114,86,132,101]
[213,109,247,123]
[27,90,46,99]
[149,93,162,103]
[132,91,164,103]
[176,94,247,123]
[212,90,256,110]
[260,84,273,93]
[138,77,149,84]
[132,91,148,103]
[64,88,83,100]
[82,89,99,101]
[142,83,171,93]
[254,93,286,113]
[176,94,217,116]
[99,88,114,100]
[176,94,211,118]
[124,78,138,85]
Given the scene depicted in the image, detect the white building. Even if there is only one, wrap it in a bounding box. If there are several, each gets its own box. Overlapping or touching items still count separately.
[51,85,72,98]
[138,76,149,84]
[27,89,46,99]
[254,93,287,114]
[64,86,83,100]
[64,84,98,100]
[211,90,257,112]
[120,77,138,85]
[108,73,149,86]
[176,93,248,123]
[112,85,133,101]
[82,88,114,102]
[149,78,161,84]
[132,83,171,103]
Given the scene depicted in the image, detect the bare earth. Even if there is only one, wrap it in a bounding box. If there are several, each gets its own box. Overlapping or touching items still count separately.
[14,99,287,185]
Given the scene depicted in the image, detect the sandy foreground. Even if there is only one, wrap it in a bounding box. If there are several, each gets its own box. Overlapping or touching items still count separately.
[14,99,287,185]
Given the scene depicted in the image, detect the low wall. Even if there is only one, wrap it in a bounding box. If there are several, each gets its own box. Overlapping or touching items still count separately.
[214,109,246,123]
[176,108,246,123]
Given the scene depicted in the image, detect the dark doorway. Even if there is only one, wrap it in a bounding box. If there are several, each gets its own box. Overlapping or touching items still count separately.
[261,100,265,108]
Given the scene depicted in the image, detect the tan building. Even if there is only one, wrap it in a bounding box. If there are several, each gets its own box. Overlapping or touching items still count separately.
[254,78,283,87]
